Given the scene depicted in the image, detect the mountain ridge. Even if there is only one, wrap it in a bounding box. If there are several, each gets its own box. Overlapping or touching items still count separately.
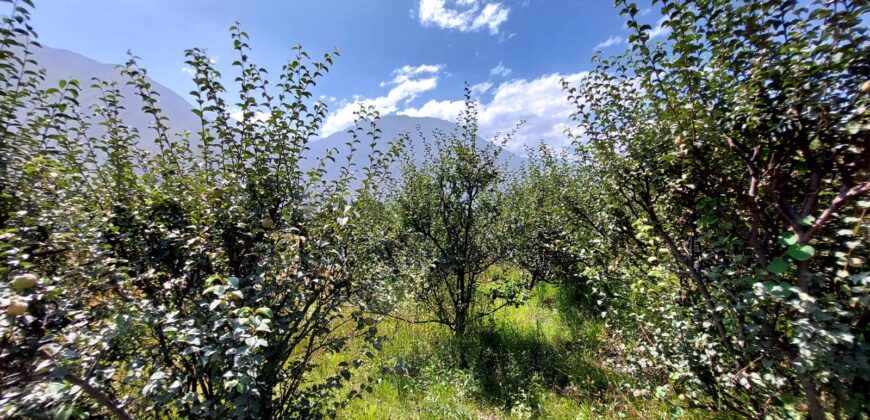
[32,45,526,175]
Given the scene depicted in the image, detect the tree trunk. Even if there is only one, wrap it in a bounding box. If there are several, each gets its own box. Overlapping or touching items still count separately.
[798,370,825,420]
[454,268,470,368]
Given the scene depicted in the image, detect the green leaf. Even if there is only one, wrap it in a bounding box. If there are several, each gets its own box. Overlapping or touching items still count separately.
[778,232,798,246]
[775,285,793,298]
[788,244,815,261]
[255,307,273,318]
[767,257,789,274]
[798,215,815,226]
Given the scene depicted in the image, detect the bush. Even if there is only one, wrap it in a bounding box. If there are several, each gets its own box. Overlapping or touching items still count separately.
[564,0,869,417]
[0,5,396,418]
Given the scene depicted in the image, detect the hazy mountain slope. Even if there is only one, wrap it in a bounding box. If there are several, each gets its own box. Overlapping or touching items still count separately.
[30,45,200,154]
[31,46,526,179]
[303,114,527,183]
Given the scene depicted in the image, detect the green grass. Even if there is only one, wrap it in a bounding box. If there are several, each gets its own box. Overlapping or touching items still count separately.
[326,280,723,419]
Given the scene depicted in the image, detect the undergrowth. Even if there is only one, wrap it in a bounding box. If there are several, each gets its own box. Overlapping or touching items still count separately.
[332,279,728,419]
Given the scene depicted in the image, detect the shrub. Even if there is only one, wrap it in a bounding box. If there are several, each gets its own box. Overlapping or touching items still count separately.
[564,0,869,417]
[0,5,395,418]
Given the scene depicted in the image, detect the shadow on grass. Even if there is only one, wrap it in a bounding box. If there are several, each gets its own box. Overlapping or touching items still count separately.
[457,284,616,412]
[341,282,723,419]
[363,282,624,417]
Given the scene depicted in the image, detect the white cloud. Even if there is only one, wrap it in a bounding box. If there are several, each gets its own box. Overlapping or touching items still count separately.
[321,64,444,136]
[478,72,586,150]
[498,31,517,43]
[470,81,492,96]
[417,0,510,35]
[391,64,444,84]
[648,16,671,39]
[398,81,491,121]
[471,3,510,34]
[229,109,271,123]
[400,71,588,151]
[398,99,466,121]
[593,35,624,50]
[319,95,338,103]
[490,62,511,77]
[325,64,589,152]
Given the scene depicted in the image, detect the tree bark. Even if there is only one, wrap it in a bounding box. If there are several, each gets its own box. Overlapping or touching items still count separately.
[797,367,825,420]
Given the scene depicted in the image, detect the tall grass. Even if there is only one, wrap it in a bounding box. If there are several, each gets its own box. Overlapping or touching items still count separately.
[326,276,725,419]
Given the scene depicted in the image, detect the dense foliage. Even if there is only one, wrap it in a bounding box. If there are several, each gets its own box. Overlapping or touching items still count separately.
[0,3,397,417]
[563,0,869,417]
[390,94,518,343]
[1,0,867,418]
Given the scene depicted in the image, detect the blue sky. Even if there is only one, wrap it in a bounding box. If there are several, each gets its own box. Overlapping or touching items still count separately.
[29,0,666,151]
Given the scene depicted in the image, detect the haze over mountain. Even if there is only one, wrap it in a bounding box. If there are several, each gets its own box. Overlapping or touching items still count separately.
[32,45,526,178]
[32,45,200,154]
[304,114,526,180]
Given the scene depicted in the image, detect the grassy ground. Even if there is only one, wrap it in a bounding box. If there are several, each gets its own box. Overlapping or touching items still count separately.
[331,282,720,419]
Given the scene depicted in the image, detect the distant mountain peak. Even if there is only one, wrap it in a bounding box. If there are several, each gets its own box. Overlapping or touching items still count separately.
[30,45,527,177]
